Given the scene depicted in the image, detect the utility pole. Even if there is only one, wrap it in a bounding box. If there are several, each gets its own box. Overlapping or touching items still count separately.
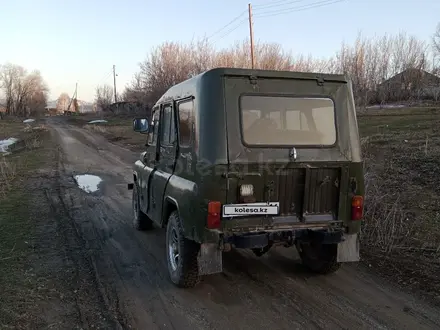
[67,82,78,113]
[248,3,255,69]
[113,64,117,103]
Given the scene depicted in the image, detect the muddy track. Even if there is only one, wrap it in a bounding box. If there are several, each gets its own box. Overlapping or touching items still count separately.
[46,117,440,330]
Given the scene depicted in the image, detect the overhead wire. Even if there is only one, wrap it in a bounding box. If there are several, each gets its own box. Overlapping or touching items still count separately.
[209,18,249,44]
[252,0,307,10]
[206,10,247,40]
[207,0,345,45]
[96,70,113,86]
[253,0,346,18]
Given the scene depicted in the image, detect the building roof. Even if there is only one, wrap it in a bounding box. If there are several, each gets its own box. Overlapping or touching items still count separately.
[379,68,440,86]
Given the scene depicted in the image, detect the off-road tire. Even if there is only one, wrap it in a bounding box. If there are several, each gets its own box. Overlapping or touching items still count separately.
[132,183,154,231]
[166,211,200,288]
[298,242,341,275]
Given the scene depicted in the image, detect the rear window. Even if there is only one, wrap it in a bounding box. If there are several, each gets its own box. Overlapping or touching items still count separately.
[240,95,336,146]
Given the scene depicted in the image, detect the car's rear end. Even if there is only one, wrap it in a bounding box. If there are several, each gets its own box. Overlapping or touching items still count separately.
[203,68,364,265]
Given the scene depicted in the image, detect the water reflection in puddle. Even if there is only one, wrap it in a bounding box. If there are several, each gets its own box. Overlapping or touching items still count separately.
[74,174,103,193]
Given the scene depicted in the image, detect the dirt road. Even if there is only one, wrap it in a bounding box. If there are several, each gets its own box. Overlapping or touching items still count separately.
[46,117,440,330]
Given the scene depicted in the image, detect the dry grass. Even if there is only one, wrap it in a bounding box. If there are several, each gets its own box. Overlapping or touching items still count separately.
[67,113,147,152]
[0,158,17,194]
[0,119,56,328]
[359,106,440,301]
[0,119,48,196]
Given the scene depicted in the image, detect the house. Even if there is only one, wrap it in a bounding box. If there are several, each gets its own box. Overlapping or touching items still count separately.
[376,68,440,102]
[45,100,59,116]
[76,100,95,113]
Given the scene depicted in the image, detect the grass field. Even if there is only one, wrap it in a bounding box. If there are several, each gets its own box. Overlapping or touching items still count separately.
[358,107,440,302]
[0,118,58,328]
[66,113,147,152]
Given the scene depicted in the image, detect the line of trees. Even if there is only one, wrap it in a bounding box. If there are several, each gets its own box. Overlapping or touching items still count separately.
[120,27,440,112]
[94,84,122,111]
[0,62,49,118]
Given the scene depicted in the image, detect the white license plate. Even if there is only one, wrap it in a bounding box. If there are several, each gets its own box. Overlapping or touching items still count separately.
[222,202,279,217]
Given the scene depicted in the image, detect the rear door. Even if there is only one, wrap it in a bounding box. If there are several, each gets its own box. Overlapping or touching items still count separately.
[223,75,350,224]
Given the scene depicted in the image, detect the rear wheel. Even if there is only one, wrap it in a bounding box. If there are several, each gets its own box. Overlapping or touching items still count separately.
[132,183,154,231]
[297,242,340,274]
[166,211,200,288]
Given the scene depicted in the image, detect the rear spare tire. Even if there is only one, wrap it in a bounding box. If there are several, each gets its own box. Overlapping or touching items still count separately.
[132,183,154,231]
[166,211,200,288]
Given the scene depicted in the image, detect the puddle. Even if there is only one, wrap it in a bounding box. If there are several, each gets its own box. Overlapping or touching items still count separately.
[0,138,18,153]
[88,120,108,124]
[23,119,35,123]
[74,174,103,193]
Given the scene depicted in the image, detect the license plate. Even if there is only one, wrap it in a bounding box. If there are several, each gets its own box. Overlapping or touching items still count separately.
[222,202,279,217]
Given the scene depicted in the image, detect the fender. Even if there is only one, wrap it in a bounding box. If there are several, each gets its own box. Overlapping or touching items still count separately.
[127,170,138,190]
[162,196,179,226]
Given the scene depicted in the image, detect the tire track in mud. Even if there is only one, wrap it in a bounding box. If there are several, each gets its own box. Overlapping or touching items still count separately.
[44,138,127,329]
[51,124,195,329]
[47,118,440,330]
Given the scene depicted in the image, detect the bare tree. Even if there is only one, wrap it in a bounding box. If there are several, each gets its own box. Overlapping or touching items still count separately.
[0,63,49,117]
[433,23,440,58]
[24,71,49,116]
[95,84,114,111]
[0,63,22,115]
[334,32,429,106]
[56,93,70,113]
[124,32,431,109]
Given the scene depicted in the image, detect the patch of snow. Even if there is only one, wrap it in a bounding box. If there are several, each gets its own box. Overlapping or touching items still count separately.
[23,119,35,123]
[74,174,103,193]
[0,138,18,153]
[88,120,108,124]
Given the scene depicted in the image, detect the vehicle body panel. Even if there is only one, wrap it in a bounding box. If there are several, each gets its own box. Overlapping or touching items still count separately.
[132,67,364,251]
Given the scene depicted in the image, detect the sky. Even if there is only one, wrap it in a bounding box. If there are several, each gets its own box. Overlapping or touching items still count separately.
[0,0,439,103]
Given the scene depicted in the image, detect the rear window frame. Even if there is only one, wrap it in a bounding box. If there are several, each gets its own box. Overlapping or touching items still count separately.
[238,93,339,149]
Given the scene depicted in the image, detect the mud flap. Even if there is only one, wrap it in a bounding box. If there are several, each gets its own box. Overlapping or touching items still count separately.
[337,233,360,262]
[197,243,223,275]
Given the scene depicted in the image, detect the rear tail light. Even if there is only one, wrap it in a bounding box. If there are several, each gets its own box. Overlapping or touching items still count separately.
[207,201,221,229]
[351,195,364,220]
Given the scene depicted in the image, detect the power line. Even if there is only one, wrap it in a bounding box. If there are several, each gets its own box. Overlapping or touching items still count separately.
[209,0,344,51]
[253,0,346,18]
[206,10,247,40]
[253,0,306,10]
[97,70,113,86]
[210,18,248,44]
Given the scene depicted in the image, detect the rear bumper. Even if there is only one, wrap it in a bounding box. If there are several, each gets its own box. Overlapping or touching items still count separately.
[226,228,344,249]
[204,226,345,250]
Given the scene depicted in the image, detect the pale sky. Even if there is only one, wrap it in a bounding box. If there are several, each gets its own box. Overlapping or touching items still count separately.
[1,0,439,102]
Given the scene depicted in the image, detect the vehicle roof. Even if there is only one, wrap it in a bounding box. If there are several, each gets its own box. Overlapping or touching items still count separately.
[155,67,350,105]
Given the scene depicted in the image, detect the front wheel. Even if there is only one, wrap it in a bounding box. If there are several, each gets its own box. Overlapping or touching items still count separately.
[297,242,341,274]
[166,211,200,288]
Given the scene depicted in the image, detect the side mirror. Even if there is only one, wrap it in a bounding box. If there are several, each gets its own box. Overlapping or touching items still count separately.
[133,118,149,133]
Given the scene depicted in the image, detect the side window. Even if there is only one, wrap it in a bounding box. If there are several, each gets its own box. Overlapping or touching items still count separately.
[178,100,194,147]
[160,105,172,145]
[170,107,177,145]
[148,107,160,145]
